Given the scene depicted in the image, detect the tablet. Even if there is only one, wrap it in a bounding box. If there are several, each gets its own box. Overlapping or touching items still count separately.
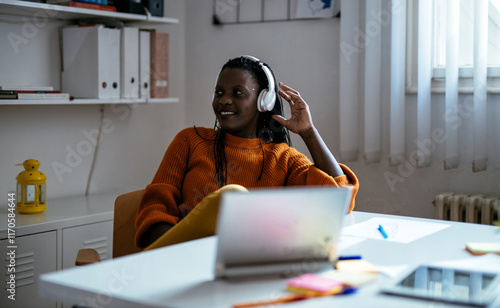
[381,265,500,307]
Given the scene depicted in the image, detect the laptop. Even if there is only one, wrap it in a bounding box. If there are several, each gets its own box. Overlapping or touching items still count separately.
[214,186,353,279]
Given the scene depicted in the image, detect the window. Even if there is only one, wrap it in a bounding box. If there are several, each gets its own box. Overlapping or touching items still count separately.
[406,0,500,92]
[433,0,500,78]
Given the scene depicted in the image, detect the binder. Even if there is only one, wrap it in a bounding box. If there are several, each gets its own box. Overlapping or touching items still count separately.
[121,27,139,98]
[61,25,121,99]
[150,31,169,98]
[139,29,151,99]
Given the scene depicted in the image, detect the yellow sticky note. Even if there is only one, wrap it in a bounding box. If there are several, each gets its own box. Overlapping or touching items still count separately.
[335,259,380,274]
[466,242,500,255]
[320,270,378,286]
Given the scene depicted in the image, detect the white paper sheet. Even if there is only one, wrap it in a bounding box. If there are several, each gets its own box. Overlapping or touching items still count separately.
[338,235,366,252]
[341,217,451,243]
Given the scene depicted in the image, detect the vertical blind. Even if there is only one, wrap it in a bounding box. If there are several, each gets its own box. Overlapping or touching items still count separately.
[473,0,488,172]
[417,0,432,168]
[389,0,406,166]
[444,0,459,170]
[338,0,491,172]
[339,0,360,162]
[364,0,382,164]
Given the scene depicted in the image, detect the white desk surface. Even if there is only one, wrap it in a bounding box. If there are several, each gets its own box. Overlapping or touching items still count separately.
[39,211,500,308]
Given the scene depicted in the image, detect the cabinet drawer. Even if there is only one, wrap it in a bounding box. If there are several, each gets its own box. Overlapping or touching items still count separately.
[0,231,57,308]
[62,220,113,270]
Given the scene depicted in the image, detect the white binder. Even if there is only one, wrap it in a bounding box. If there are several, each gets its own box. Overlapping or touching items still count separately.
[61,25,121,99]
[139,29,151,99]
[121,27,139,99]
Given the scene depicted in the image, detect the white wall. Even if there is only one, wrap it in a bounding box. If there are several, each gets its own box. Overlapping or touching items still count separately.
[0,1,186,199]
[184,0,500,219]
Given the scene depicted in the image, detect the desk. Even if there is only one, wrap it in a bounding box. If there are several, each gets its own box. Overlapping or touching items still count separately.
[38,211,500,308]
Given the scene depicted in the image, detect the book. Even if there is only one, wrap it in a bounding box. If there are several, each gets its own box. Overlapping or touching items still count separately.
[0,94,17,99]
[0,90,61,99]
[74,0,107,4]
[12,90,61,94]
[54,1,117,12]
[0,86,54,91]
[47,0,107,4]
[17,93,70,100]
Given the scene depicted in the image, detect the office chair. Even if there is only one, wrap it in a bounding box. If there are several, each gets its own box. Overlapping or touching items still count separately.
[75,189,144,265]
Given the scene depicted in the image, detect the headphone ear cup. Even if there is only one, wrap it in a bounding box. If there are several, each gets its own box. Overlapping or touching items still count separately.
[257,89,276,112]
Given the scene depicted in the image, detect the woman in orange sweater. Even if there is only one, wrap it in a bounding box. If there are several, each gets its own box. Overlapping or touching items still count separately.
[135,55,359,250]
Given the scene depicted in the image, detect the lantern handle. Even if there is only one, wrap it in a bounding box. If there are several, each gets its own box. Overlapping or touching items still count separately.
[16,159,41,171]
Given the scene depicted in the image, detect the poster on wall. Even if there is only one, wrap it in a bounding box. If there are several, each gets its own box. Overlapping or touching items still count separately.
[295,0,340,19]
[213,0,340,25]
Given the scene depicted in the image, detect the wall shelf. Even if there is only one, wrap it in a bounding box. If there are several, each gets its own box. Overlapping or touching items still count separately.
[0,0,179,24]
[0,97,179,106]
[0,0,179,106]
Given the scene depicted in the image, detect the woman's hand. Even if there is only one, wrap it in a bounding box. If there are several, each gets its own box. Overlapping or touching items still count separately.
[273,82,344,178]
[272,82,314,136]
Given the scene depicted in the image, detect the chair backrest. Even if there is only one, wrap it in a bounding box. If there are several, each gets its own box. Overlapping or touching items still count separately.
[112,189,145,258]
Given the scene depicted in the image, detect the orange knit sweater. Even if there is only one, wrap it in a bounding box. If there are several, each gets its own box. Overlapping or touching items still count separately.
[135,127,359,247]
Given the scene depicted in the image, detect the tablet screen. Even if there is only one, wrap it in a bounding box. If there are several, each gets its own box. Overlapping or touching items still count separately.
[382,265,500,307]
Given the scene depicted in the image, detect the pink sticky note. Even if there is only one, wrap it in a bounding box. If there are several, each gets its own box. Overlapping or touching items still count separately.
[287,274,343,293]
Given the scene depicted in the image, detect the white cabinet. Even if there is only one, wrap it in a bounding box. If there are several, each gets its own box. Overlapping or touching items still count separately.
[0,192,116,307]
[62,220,113,270]
[0,232,57,308]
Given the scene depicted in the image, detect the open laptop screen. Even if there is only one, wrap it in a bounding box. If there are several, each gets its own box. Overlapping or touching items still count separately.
[214,186,353,279]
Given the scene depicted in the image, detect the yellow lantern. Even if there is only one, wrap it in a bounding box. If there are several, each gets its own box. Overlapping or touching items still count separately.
[15,159,47,214]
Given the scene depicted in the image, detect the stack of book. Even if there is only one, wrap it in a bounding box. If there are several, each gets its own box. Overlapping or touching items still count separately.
[0,86,70,100]
[45,0,117,12]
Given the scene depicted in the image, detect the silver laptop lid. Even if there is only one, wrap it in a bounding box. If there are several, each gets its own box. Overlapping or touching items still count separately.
[214,186,353,279]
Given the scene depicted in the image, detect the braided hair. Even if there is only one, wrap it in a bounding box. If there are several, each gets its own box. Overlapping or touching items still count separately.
[212,56,291,186]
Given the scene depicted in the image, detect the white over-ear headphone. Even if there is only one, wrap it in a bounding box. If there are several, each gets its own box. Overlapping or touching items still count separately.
[240,55,276,112]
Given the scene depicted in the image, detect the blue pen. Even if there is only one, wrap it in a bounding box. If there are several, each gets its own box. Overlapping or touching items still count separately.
[378,224,388,239]
[338,255,362,260]
[339,287,358,295]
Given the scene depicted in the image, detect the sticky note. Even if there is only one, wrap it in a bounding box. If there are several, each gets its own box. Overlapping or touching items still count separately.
[320,270,378,286]
[286,273,343,296]
[465,242,500,255]
[335,259,380,274]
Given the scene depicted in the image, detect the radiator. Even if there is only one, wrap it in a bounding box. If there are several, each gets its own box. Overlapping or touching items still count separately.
[434,193,500,225]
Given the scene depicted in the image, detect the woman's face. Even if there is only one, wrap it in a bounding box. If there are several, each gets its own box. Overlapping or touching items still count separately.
[212,68,261,139]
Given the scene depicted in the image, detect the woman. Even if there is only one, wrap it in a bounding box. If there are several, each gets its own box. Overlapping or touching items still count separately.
[135,55,359,250]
